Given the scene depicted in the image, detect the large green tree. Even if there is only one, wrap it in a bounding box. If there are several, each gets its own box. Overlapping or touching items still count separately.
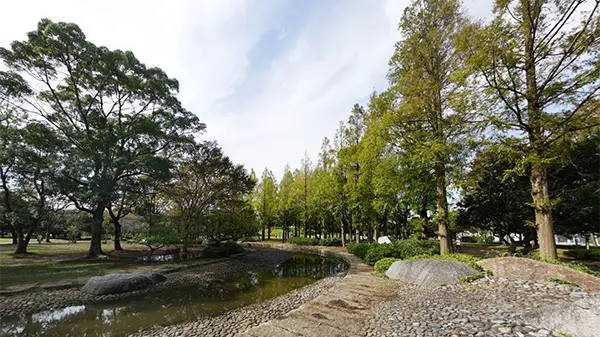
[277,164,296,241]
[164,142,253,251]
[387,0,476,254]
[0,19,203,257]
[0,71,32,245]
[255,168,278,240]
[458,148,535,254]
[463,0,600,259]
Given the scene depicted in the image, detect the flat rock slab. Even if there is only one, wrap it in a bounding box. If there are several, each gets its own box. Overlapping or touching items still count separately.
[386,259,479,285]
[478,257,600,292]
[524,293,600,337]
[81,272,166,296]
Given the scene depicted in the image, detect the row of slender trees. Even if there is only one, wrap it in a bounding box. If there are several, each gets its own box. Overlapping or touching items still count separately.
[252,0,600,259]
[0,20,257,256]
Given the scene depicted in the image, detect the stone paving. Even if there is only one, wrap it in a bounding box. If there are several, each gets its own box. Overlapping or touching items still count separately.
[362,279,588,337]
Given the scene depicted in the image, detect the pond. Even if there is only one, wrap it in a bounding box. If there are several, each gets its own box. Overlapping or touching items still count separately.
[0,253,347,337]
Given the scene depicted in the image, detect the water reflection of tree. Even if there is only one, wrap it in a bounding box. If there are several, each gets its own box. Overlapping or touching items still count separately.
[7,255,345,336]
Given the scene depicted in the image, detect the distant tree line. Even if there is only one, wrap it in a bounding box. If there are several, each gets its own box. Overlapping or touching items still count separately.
[252,0,600,259]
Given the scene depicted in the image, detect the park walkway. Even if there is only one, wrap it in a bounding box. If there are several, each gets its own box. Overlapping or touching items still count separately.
[240,243,394,337]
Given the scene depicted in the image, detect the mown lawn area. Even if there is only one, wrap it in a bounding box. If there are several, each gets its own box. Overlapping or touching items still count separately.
[0,240,157,287]
[0,259,157,287]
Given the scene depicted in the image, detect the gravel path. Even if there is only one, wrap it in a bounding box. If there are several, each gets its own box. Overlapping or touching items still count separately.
[362,278,588,337]
[0,248,293,316]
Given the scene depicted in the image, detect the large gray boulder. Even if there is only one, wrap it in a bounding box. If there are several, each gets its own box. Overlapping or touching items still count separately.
[81,272,166,296]
[523,293,600,337]
[386,259,479,285]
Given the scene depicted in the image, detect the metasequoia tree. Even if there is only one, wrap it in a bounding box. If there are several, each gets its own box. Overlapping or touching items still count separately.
[464,0,600,258]
[387,0,476,254]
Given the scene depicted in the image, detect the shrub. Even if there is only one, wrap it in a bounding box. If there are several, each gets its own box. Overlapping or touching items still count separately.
[287,237,319,246]
[221,241,244,254]
[477,236,494,244]
[460,236,477,243]
[394,238,440,259]
[564,248,600,261]
[202,244,230,258]
[406,253,485,272]
[365,244,401,265]
[347,242,374,259]
[317,238,342,247]
[374,258,399,276]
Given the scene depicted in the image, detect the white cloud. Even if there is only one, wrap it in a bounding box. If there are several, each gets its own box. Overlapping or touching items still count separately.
[0,0,494,180]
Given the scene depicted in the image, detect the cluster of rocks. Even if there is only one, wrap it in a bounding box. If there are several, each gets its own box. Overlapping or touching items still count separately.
[362,278,591,337]
[0,248,293,317]
[131,275,344,337]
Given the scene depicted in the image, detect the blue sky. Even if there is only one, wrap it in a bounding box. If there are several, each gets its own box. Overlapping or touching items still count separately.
[0,0,493,180]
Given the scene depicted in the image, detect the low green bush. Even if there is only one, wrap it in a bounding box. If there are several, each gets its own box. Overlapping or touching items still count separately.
[350,239,441,265]
[564,247,600,261]
[394,238,440,259]
[317,238,342,247]
[477,236,494,244]
[347,242,374,259]
[203,242,243,258]
[202,245,230,258]
[406,253,485,272]
[365,244,400,265]
[460,236,477,243]
[221,241,244,254]
[287,237,319,246]
[374,258,399,276]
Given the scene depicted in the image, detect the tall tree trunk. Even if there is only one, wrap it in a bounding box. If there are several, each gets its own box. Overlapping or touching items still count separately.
[267,223,271,240]
[434,159,450,255]
[355,228,359,243]
[86,205,105,258]
[261,223,265,241]
[15,230,33,254]
[419,196,428,238]
[113,220,123,251]
[530,165,558,259]
[10,228,18,244]
[340,217,346,247]
[45,223,51,243]
[520,0,557,260]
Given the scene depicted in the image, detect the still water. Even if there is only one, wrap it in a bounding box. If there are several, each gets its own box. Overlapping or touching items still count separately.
[0,253,346,337]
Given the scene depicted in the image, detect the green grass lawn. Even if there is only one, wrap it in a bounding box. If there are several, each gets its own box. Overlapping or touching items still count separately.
[0,240,124,260]
[0,260,157,287]
[0,240,163,287]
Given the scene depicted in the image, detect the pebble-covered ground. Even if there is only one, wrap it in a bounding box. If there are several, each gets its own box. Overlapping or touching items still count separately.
[362,278,588,337]
[0,248,293,316]
[131,275,344,337]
